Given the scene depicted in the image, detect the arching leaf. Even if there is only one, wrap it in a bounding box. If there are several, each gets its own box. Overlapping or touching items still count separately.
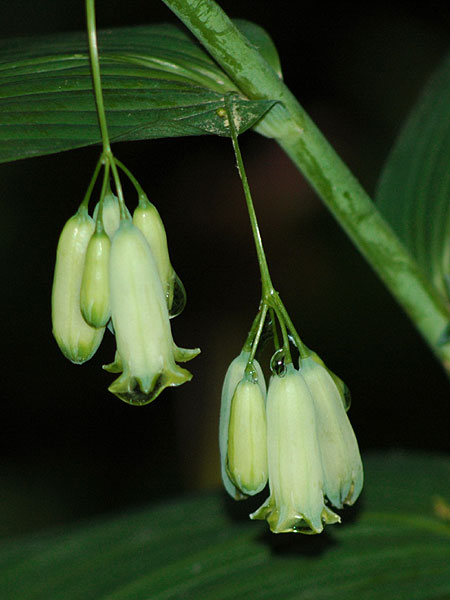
[376,51,450,304]
[0,21,278,163]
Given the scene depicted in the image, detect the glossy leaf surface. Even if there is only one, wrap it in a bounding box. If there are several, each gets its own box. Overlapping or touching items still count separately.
[0,21,277,163]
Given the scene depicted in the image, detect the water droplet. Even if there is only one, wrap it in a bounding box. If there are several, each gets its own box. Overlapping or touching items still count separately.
[169,272,187,318]
[270,348,286,376]
[244,362,258,383]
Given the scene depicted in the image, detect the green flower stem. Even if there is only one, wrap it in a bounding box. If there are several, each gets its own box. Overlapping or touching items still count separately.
[85,0,110,155]
[163,0,450,373]
[224,95,272,296]
[86,0,127,219]
[81,156,102,209]
[114,158,147,201]
[225,95,305,365]
[247,304,268,366]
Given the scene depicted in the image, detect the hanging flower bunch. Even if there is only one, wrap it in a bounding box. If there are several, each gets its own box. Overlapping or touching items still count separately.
[52,157,199,405]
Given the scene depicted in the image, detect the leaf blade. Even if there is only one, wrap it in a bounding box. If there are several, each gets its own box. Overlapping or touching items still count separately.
[0,22,277,163]
[376,51,450,304]
[0,453,449,600]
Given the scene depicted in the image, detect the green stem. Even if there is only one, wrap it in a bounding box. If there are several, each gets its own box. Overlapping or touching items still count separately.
[81,156,102,209]
[162,0,450,373]
[224,95,272,295]
[85,0,110,154]
[114,158,147,201]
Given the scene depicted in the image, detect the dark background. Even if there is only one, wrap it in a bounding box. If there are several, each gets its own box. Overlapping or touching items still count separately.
[1,1,449,536]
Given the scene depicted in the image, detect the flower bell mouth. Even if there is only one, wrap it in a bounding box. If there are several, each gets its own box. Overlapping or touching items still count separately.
[250,364,340,534]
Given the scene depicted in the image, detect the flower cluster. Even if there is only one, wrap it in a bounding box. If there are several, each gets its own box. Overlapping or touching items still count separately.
[220,346,363,534]
[52,185,199,405]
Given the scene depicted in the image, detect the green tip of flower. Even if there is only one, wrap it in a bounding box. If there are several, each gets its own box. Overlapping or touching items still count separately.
[108,365,193,406]
[173,344,201,363]
[250,497,340,534]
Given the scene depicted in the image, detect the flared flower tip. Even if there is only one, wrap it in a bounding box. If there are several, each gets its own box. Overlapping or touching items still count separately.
[52,209,105,364]
[226,378,268,496]
[108,364,192,406]
[300,356,363,509]
[250,364,340,534]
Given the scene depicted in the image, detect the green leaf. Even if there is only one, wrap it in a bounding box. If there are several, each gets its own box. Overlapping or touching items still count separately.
[376,51,450,304]
[1,453,449,599]
[0,21,278,163]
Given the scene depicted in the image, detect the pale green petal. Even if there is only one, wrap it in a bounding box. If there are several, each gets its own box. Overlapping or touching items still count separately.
[219,351,266,500]
[80,229,111,327]
[52,208,105,364]
[133,198,175,308]
[173,343,201,363]
[251,365,339,534]
[103,349,123,373]
[108,364,192,406]
[108,221,196,403]
[301,356,363,508]
[226,378,267,496]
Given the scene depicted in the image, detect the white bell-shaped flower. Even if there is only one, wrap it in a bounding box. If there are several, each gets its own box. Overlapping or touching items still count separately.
[301,356,363,508]
[107,220,198,405]
[80,228,111,327]
[226,377,268,496]
[51,207,105,364]
[219,351,266,500]
[251,364,340,533]
[133,196,184,315]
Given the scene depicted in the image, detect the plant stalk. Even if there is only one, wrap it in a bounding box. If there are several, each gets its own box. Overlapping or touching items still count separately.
[162,0,450,373]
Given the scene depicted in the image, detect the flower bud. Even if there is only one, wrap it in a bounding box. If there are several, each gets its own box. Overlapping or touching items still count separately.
[107,220,198,405]
[93,192,121,239]
[51,208,105,364]
[80,229,111,327]
[132,197,178,312]
[219,351,266,500]
[226,378,267,496]
[300,356,363,508]
[251,364,339,534]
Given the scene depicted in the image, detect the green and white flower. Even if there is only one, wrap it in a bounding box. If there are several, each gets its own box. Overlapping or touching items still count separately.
[51,207,105,364]
[226,377,268,496]
[107,220,198,405]
[133,196,177,312]
[219,351,266,500]
[301,355,363,508]
[251,364,340,534]
[80,228,111,327]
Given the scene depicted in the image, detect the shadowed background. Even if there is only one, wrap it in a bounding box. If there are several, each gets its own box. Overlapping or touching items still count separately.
[1,1,449,536]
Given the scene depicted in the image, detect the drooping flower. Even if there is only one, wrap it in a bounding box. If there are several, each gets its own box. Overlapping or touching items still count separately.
[107,220,198,405]
[93,191,122,239]
[133,195,183,315]
[80,227,111,327]
[251,364,340,534]
[226,377,268,496]
[300,355,363,509]
[51,207,105,364]
[219,351,266,500]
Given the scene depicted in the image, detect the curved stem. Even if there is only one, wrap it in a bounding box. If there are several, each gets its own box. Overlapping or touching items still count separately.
[114,159,145,197]
[81,156,102,209]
